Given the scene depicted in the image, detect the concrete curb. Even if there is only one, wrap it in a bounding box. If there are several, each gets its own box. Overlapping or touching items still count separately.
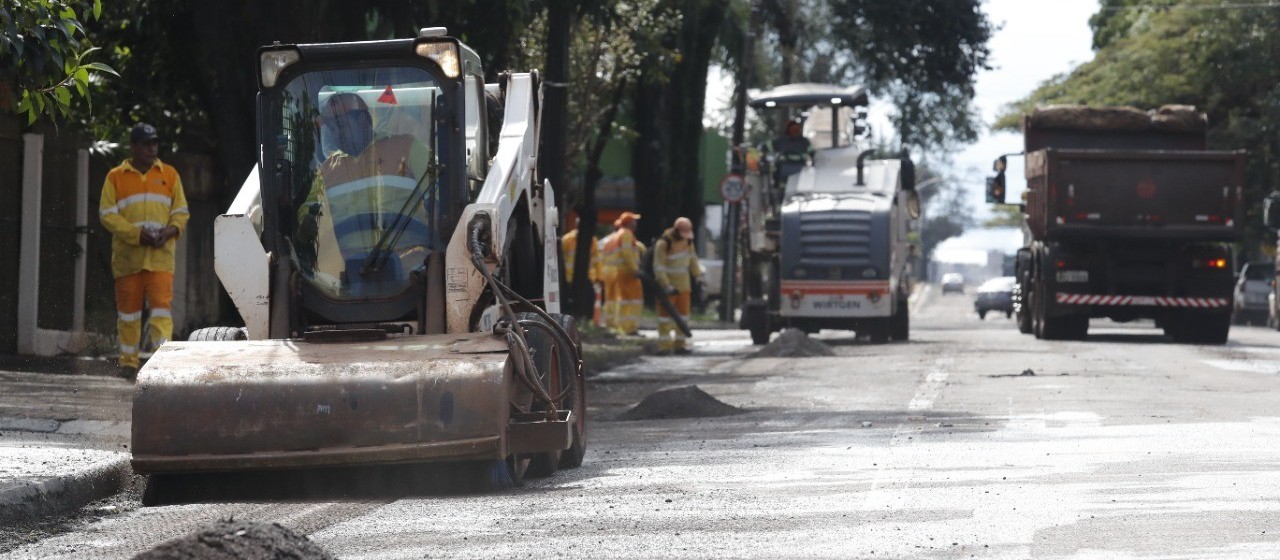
[582,343,648,377]
[0,448,133,527]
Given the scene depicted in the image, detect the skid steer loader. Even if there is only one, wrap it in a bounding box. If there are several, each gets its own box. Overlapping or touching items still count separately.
[130,28,585,498]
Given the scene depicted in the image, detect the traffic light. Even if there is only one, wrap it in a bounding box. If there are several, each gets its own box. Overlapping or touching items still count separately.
[986,155,1007,204]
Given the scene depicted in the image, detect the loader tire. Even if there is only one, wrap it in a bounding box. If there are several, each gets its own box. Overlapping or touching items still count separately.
[187,326,247,342]
[553,314,587,469]
[521,313,571,478]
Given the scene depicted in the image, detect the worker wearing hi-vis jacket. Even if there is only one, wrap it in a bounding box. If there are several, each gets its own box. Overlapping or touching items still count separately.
[654,217,701,353]
[99,123,190,377]
[600,212,643,335]
[560,215,600,290]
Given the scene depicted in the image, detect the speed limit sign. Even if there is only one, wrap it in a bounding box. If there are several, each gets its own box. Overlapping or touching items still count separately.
[719,173,745,203]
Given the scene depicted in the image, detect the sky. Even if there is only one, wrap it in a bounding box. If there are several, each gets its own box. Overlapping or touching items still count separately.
[705,0,1100,264]
[934,0,1098,263]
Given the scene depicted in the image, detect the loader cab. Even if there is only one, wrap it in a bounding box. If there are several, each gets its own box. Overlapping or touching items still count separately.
[256,33,482,330]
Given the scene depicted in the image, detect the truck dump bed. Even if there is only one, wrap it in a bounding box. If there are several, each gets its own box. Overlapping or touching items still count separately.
[1025,148,1245,241]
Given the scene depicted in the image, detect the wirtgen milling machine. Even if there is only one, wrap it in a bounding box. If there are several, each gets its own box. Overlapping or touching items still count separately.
[130,29,585,499]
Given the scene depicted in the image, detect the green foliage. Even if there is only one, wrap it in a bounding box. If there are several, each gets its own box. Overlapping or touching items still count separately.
[983,204,1024,228]
[0,0,117,124]
[512,0,682,182]
[825,0,995,149]
[997,0,1280,253]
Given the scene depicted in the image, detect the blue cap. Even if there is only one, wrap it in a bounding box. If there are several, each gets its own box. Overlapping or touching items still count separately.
[130,123,158,144]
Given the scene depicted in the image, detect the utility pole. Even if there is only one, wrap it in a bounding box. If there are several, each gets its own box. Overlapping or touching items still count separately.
[721,3,754,322]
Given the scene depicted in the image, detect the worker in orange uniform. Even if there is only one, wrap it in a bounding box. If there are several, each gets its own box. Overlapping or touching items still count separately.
[99,123,189,378]
[560,215,600,295]
[654,217,701,354]
[600,212,643,335]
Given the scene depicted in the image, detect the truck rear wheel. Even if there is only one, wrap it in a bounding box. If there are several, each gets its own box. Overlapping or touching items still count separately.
[1042,316,1088,340]
[1170,312,1230,344]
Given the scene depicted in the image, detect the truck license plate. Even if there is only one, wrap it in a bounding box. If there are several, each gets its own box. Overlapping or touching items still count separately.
[1057,270,1088,283]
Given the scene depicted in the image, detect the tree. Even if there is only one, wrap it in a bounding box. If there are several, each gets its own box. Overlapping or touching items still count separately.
[1,0,117,124]
[995,0,1280,256]
[822,0,995,150]
[513,0,682,316]
[916,170,975,274]
[632,0,732,245]
[983,204,1024,228]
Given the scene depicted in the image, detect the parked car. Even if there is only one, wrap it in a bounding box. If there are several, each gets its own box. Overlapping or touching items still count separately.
[693,258,723,314]
[974,276,1017,319]
[941,273,965,294]
[1234,261,1274,325]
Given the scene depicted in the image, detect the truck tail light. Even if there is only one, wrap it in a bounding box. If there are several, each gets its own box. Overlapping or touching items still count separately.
[1193,258,1228,269]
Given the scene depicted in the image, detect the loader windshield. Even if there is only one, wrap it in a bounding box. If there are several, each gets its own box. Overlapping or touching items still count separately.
[275,67,444,303]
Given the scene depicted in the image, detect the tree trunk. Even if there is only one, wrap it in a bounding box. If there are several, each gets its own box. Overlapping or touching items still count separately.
[541,0,573,216]
[571,80,629,318]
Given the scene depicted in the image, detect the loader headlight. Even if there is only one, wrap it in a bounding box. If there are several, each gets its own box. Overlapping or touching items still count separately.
[416,41,460,78]
[259,48,300,88]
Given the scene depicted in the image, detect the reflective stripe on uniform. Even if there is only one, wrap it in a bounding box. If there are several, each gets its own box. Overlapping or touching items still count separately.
[119,343,137,354]
[117,192,173,209]
[149,308,172,318]
[169,206,189,216]
[118,310,142,322]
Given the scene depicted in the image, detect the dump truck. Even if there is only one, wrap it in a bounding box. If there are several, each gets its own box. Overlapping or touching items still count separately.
[738,83,921,345]
[996,105,1244,343]
[130,29,585,501]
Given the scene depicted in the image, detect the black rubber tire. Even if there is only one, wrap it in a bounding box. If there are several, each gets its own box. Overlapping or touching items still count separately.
[1172,312,1230,345]
[978,310,987,320]
[1016,286,1033,334]
[745,305,771,345]
[521,312,566,478]
[1006,309,1013,319]
[187,326,247,341]
[553,313,587,469]
[891,297,909,341]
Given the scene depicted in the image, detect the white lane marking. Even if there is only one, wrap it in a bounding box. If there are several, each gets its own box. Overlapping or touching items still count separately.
[1202,359,1280,374]
[862,358,952,511]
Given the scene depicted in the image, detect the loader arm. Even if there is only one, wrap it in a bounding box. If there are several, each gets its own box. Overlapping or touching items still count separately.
[445,73,560,333]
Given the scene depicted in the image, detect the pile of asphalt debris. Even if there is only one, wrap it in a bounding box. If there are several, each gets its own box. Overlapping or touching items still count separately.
[132,519,335,560]
[752,329,835,358]
[619,385,744,420]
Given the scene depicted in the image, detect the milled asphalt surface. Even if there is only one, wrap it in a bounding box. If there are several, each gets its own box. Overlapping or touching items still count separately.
[0,371,132,528]
[8,286,1280,557]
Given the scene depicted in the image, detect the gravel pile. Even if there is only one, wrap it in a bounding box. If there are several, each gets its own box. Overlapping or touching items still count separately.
[752,329,835,358]
[619,385,744,420]
[132,519,335,560]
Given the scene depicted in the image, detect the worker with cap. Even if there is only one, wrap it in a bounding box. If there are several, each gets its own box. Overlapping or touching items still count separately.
[600,211,643,335]
[654,217,702,354]
[762,117,813,181]
[99,122,190,378]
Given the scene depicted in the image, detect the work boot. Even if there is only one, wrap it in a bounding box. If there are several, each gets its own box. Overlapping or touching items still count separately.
[673,346,692,355]
[119,366,138,382]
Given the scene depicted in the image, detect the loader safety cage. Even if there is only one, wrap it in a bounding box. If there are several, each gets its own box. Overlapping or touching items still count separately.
[256,38,476,328]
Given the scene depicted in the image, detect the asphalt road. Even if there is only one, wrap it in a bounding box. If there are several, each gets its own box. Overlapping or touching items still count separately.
[9,285,1280,558]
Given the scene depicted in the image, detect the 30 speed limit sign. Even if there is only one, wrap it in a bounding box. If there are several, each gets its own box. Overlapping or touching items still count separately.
[719,173,745,203]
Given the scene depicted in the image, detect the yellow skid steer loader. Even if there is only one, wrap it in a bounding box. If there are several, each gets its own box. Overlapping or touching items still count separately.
[131,29,585,500]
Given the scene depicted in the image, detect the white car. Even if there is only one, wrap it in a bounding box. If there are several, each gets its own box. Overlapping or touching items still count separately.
[1233,261,1273,325]
[941,273,965,294]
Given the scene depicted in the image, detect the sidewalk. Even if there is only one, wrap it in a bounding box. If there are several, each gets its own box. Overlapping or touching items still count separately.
[0,368,134,526]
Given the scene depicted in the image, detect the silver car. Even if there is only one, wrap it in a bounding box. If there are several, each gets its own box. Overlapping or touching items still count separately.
[1233,261,1273,326]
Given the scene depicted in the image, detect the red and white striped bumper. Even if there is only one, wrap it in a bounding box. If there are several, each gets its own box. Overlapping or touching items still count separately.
[1056,293,1228,308]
